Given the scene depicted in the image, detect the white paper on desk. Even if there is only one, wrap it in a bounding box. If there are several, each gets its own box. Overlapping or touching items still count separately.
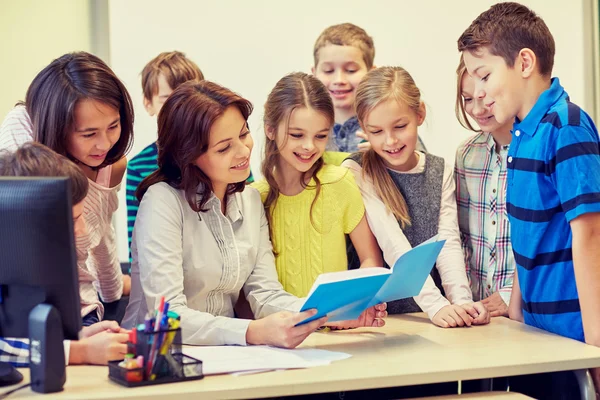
[183,345,351,375]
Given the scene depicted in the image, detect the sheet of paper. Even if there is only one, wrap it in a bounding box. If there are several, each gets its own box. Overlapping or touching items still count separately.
[183,345,351,375]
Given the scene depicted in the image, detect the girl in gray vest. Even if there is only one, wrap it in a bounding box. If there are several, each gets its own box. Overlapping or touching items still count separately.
[342,66,490,329]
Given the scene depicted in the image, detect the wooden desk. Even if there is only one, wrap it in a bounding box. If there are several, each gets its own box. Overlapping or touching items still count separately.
[5,313,600,399]
[407,393,534,400]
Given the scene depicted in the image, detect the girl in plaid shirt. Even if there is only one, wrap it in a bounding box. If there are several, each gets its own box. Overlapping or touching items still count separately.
[454,56,516,317]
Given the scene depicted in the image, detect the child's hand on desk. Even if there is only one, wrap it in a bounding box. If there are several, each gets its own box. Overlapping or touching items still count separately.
[246,309,328,349]
[432,304,474,328]
[327,303,388,330]
[69,321,129,365]
[460,302,490,325]
[480,292,508,317]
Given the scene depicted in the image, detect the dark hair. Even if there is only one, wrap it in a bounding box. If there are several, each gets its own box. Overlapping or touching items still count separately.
[136,80,253,212]
[0,142,89,205]
[141,51,204,100]
[24,51,134,167]
[457,2,555,76]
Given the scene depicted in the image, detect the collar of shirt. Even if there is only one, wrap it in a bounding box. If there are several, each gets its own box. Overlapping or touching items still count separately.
[481,132,509,155]
[201,188,244,223]
[514,77,566,137]
[334,116,360,135]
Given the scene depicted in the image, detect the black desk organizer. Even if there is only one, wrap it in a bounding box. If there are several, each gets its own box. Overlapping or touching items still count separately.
[108,327,203,387]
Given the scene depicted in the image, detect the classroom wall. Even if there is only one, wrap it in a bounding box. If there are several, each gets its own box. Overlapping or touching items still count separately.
[0,1,593,263]
[107,0,595,262]
[0,0,94,118]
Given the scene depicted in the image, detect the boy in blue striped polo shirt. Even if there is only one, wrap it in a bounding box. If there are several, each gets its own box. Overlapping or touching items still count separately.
[126,51,205,261]
[459,2,600,397]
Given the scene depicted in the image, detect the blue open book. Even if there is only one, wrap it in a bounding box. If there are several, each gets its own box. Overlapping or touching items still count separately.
[299,235,446,324]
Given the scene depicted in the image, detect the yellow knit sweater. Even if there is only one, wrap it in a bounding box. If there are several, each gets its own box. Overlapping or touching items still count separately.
[252,164,365,297]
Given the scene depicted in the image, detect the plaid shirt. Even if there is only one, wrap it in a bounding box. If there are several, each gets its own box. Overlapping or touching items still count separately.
[0,338,29,368]
[455,132,515,304]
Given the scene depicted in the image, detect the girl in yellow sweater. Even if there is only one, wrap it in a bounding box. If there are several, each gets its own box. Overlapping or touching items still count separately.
[252,72,382,298]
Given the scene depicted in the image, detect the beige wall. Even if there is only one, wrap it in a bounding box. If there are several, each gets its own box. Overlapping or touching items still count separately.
[0,0,93,118]
[108,0,599,261]
[0,1,598,262]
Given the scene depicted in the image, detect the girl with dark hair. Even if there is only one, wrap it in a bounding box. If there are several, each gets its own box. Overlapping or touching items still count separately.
[0,52,134,326]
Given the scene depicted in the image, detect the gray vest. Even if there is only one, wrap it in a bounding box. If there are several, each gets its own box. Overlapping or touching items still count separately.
[347,152,445,314]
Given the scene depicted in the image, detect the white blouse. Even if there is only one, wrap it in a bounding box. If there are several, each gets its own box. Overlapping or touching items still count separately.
[122,183,303,345]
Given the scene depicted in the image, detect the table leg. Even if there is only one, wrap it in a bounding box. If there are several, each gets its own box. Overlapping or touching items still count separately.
[573,369,595,400]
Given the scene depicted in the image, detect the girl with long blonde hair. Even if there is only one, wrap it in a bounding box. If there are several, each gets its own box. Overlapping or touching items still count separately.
[342,66,489,328]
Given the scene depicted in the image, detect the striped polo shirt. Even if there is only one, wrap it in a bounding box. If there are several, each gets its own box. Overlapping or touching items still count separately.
[126,142,159,261]
[507,78,600,342]
[125,141,255,261]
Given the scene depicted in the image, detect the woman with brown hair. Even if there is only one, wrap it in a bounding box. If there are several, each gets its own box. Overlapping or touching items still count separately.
[122,80,387,347]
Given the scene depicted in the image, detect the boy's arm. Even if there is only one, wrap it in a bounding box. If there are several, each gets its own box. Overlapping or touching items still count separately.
[570,212,600,346]
[571,212,600,395]
[508,269,523,322]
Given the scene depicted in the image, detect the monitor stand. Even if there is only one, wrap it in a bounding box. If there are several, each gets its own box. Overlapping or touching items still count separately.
[0,361,23,387]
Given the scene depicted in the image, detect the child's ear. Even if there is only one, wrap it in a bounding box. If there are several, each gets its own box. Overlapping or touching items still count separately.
[311,66,316,75]
[265,125,276,140]
[143,97,155,117]
[518,48,536,78]
[370,64,376,71]
[416,102,427,126]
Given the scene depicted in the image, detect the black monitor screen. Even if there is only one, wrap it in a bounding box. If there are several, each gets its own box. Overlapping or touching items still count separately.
[0,177,81,340]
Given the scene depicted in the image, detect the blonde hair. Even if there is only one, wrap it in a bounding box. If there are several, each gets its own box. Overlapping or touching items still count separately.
[455,56,479,132]
[313,23,375,69]
[262,72,335,243]
[141,51,204,100]
[355,66,425,228]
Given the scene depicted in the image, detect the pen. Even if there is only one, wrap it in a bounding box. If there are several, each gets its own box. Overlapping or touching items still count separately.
[146,297,165,376]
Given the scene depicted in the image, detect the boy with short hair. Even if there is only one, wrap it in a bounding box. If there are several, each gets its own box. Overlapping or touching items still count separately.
[459,2,600,396]
[312,23,426,152]
[126,51,205,260]
[0,142,129,366]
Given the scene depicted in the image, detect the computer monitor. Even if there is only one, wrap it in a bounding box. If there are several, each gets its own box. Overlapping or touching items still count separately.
[0,177,82,392]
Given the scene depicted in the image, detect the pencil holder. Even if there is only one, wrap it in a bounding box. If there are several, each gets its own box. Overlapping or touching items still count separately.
[108,327,203,387]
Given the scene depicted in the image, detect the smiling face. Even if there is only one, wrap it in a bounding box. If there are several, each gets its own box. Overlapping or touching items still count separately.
[363,98,425,172]
[67,99,121,168]
[461,72,505,133]
[194,106,253,189]
[270,106,331,175]
[463,47,525,125]
[313,44,369,122]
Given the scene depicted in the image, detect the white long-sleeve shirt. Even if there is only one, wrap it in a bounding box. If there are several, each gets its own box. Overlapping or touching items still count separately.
[122,182,303,345]
[342,152,473,319]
